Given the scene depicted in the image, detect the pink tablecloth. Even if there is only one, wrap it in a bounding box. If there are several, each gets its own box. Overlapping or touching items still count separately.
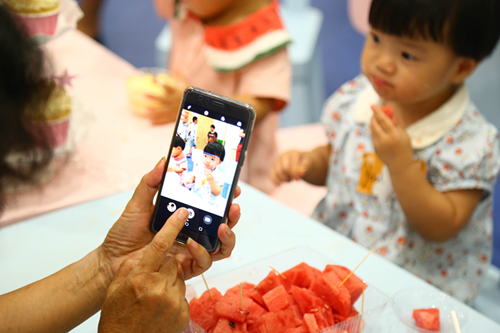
[1,30,175,226]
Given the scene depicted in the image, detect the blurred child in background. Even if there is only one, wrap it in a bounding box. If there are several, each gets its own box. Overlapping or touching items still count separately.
[153,0,292,194]
[271,0,500,304]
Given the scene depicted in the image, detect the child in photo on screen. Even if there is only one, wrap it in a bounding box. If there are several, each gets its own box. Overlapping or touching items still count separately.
[167,136,187,183]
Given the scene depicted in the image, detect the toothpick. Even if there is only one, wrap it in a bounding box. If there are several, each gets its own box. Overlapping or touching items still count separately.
[339,250,374,288]
[269,266,287,279]
[359,288,365,333]
[202,274,213,300]
[239,282,243,310]
[451,310,462,333]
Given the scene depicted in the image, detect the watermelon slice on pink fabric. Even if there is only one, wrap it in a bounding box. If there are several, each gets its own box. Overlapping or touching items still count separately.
[189,288,223,332]
[310,272,351,317]
[303,313,320,333]
[226,282,256,298]
[324,265,367,304]
[212,318,248,333]
[413,308,440,331]
[262,285,292,312]
[215,294,254,323]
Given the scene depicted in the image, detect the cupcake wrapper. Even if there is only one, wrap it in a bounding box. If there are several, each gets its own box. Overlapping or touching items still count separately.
[27,117,70,149]
[14,11,60,37]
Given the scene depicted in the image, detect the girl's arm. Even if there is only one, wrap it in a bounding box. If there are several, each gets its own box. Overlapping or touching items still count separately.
[0,250,111,333]
[371,107,482,242]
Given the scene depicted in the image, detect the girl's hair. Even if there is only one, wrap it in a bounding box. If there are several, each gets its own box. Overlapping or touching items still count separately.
[0,6,54,211]
[204,142,225,162]
[369,0,500,61]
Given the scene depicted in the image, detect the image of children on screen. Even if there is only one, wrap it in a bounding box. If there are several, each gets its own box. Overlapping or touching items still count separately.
[161,109,244,217]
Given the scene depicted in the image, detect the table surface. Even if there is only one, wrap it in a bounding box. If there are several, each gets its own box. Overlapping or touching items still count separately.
[1,183,499,333]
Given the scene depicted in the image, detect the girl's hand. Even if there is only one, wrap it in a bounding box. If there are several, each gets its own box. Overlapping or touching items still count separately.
[270,150,311,185]
[145,74,190,125]
[370,105,414,173]
[205,169,215,183]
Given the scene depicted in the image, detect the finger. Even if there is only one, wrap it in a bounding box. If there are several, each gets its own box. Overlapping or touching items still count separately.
[233,186,241,199]
[274,155,293,183]
[123,158,166,214]
[138,208,189,272]
[175,275,187,297]
[370,116,385,142]
[185,237,212,276]
[371,105,393,132]
[145,93,167,102]
[226,203,241,229]
[292,154,309,180]
[215,223,236,259]
[112,258,138,287]
[158,256,180,285]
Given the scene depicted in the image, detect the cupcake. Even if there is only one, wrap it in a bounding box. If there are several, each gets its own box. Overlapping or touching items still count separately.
[25,82,72,149]
[126,69,176,117]
[2,0,61,37]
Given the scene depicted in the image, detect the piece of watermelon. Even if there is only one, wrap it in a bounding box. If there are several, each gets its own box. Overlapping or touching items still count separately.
[246,300,268,325]
[282,263,322,289]
[284,326,308,333]
[413,308,440,331]
[303,313,320,333]
[256,271,283,296]
[262,285,292,312]
[226,282,256,298]
[324,265,367,304]
[380,105,396,124]
[310,272,351,317]
[291,286,325,315]
[250,289,267,309]
[256,308,297,333]
[215,293,254,323]
[189,288,223,332]
[212,318,248,333]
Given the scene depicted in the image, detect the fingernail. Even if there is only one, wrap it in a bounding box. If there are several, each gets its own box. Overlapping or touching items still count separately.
[187,237,198,249]
[155,156,166,168]
[225,224,232,236]
[178,208,189,220]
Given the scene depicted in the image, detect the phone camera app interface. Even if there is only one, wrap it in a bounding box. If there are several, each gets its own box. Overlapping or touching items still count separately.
[154,103,247,240]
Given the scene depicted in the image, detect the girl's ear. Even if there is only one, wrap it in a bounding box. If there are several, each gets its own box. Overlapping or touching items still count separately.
[450,58,479,84]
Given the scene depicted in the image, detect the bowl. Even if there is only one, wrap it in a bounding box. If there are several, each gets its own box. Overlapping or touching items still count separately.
[392,287,468,333]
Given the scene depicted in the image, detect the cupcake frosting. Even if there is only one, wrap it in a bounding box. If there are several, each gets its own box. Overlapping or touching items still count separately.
[1,0,60,14]
[25,85,72,122]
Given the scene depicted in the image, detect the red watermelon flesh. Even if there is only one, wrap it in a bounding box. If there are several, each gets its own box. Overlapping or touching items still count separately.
[212,318,248,333]
[250,289,267,309]
[324,265,367,304]
[380,105,396,124]
[256,271,283,296]
[284,326,308,333]
[303,313,320,333]
[189,288,223,332]
[226,282,256,298]
[413,308,440,331]
[257,308,297,333]
[246,300,268,325]
[262,285,292,312]
[215,294,254,323]
[310,272,351,317]
[291,286,327,316]
[283,263,322,289]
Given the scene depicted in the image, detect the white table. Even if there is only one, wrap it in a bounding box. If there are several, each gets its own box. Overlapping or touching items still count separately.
[1,183,499,332]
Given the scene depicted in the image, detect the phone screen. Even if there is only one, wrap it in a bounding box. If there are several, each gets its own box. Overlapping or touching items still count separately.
[151,94,251,252]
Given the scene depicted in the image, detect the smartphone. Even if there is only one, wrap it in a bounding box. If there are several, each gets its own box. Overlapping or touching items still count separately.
[150,87,256,253]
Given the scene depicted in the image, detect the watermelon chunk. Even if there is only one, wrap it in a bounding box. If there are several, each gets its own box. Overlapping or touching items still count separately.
[212,318,248,333]
[189,288,223,332]
[256,271,283,296]
[303,313,320,333]
[381,105,396,124]
[215,293,254,323]
[262,285,291,312]
[310,272,351,317]
[324,265,367,304]
[246,300,268,325]
[257,308,297,332]
[226,282,256,298]
[283,263,322,289]
[413,308,440,331]
[284,326,308,333]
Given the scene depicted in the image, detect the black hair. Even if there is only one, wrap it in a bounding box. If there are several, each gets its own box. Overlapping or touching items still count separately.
[210,124,215,129]
[369,0,500,60]
[204,142,225,162]
[193,116,198,122]
[172,135,186,150]
[0,6,54,212]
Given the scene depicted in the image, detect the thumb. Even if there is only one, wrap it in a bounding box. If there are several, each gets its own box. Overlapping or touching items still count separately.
[123,157,166,214]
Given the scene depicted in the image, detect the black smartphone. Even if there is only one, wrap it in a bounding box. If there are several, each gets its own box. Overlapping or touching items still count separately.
[150,87,256,253]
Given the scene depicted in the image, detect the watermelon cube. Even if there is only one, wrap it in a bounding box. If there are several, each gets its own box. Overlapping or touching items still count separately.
[189,288,223,332]
[262,285,292,312]
[256,271,283,296]
[283,263,322,289]
[324,265,367,303]
[226,282,256,298]
[246,300,268,325]
[258,308,297,332]
[212,318,248,333]
[215,294,254,323]
[303,313,320,333]
[413,308,440,331]
[284,326,308,333]
[250,289,267,309]
[310,272,351,317]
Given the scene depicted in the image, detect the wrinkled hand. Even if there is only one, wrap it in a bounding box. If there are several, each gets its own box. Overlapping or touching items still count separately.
[370,105,414,172]
[270,150,311,185]
[98,158,241,281]
[145,74,190,125]
[98,209,191,333]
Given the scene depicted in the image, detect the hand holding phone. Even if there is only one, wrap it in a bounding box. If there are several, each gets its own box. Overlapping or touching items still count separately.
[151,87,255,253]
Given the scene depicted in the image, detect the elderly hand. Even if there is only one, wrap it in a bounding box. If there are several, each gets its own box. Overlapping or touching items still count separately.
[97,157,241,281]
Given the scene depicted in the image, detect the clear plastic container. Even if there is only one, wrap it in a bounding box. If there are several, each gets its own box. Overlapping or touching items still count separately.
[392,287,468,333]
[184,246,390,333]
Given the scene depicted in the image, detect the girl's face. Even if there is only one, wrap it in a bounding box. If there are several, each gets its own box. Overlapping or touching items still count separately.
[203,153,221,171]
[182,0,237,19]
[361,28,464,107]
